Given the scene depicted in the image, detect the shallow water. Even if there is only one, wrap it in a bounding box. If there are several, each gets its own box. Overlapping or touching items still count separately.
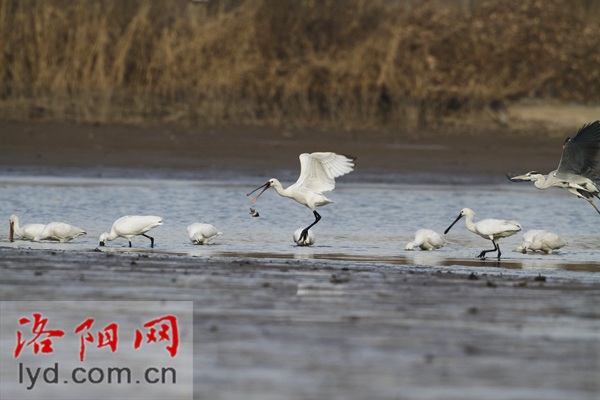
[1,174,599,272]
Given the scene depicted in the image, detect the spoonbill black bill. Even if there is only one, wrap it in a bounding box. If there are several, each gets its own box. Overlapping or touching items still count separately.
[187,223,221,245]
[444,208,521,260]
[293,228,315,246]
[405,229,445,251]
[516,229,567,254]
[99,215,162,248]
[9,214,45,242]
[507,120,600,214]
[247,152,355,242]
[33,222,86,242]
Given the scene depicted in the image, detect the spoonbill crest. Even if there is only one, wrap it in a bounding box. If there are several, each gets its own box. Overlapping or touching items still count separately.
[99,215,162,248]
[9,215,45,242]
[293,228,315,246]
[405,229,445,251]
[507,120,600,214]
[34,222,86,242]
[247,152,355,242]
[187,223,221,245]
[444,208,521,260]
[516,229,567,254]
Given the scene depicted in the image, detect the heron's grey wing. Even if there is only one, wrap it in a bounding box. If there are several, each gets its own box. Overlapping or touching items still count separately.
[557,121,600,175]
[295,152,355,193]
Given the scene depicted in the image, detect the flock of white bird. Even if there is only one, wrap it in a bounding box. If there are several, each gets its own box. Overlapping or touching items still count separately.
[8,121,599,259]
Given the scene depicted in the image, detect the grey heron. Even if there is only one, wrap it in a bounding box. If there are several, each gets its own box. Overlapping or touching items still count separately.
[247,152,355,243]
[445,207,521,260]
[507,120,600,214]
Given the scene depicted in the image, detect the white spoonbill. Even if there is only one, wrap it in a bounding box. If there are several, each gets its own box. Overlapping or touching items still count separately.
[516,230,567,254]
[187,223,221,245]
[247,152,355,242]
[444,208,521,260]
[9,215,45,242]
[33,222,86,242]
[99,215,162,248]
[507,120,600,214]
[405,229,445,251]
[293,228,315,246]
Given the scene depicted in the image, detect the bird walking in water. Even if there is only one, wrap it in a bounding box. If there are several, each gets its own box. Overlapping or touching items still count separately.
[445,208,521,260]
[405,229,445,251]
[99,215,162,248]
[9,215,45,242]
[33,222,86,243]
[247,152,355,242]
[507,120,600,214]
[187,223,221,245]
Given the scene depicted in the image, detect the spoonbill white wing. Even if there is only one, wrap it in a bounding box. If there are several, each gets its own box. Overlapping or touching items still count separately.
[556,121,600,176]
[112,215,162,237]
[294,152,355,193]
[34,222,86,242]
[187,223,221,245]
[476,219,521,239]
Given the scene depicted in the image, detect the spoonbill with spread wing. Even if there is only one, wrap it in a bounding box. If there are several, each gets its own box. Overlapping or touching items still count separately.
[445,208,521,260]
[9,215,45,242]
[507,120,600,214]
[99,215,162,248]
[247,152,355,242]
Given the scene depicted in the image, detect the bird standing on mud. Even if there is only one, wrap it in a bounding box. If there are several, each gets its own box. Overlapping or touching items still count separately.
[507,120,600,214]
[247,152,355,242]
[445,208,521,260]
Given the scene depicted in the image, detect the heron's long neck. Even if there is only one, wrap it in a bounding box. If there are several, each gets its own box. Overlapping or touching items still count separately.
[533,175,552,189]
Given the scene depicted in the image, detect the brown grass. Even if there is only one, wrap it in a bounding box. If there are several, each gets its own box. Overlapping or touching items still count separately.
[1,0,599,129]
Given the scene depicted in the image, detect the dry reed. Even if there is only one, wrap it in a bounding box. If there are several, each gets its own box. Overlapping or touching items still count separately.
[1,0,599,128]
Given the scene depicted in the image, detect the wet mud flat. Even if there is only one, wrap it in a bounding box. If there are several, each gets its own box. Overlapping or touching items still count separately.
[1,247,598,400]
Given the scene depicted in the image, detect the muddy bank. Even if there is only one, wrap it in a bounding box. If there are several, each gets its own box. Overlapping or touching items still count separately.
[1,247,599,400]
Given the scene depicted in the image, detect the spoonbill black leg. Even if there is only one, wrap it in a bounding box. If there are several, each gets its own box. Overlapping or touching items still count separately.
[300,211,321,242]
[142,233,155,248]
[477,241,500,259]
[128,241,132,247]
